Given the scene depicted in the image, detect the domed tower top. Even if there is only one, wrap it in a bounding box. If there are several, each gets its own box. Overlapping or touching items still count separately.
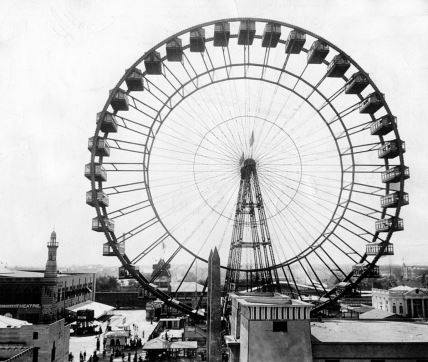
[48,230,58,247]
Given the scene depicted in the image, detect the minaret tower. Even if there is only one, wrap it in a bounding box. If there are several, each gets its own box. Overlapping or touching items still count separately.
[41,230,59,323]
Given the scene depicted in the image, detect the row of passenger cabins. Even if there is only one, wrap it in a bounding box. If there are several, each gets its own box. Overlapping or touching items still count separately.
[85,22,409,286]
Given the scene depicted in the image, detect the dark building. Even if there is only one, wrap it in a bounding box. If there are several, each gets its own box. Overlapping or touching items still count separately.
[0,231,95,324]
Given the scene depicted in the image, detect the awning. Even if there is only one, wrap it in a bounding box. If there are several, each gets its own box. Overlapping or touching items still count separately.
[66,301,114,319]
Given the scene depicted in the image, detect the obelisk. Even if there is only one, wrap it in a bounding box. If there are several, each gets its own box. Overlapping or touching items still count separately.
[207,247,222,362]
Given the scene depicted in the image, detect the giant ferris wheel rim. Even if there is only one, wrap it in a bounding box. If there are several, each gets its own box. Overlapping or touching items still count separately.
[88,17,408,318]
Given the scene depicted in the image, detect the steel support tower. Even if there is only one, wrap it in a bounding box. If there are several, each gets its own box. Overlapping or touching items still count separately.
[224,158,281,294]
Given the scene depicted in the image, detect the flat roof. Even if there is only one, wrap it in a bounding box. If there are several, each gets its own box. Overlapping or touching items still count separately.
[66,301,114,319]
[0,268,93,279]
[0,315,32,328]
[311,320,428,343]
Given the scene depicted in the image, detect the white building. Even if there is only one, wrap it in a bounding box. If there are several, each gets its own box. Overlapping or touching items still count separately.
[372,286,428,318]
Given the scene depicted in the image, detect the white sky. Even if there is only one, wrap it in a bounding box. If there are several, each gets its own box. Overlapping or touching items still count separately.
[0,0,427,268]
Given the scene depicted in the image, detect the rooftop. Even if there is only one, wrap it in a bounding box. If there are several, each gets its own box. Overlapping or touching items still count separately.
[311,320,428,343]
[233,292,311,307]
[170,282,205,293]
[0,315,32,328]
[359,308,397,320]
[0,268,90,279]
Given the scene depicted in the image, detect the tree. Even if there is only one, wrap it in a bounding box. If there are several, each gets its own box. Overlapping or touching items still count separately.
[96,276,119,291]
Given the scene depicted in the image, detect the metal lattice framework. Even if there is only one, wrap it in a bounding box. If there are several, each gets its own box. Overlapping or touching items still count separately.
[86,18,409,319]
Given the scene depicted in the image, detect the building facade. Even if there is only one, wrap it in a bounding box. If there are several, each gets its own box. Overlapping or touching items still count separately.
[0,315,70,362]
[0,231,95,324]
[225,293,313,362]
[372,286,428,318]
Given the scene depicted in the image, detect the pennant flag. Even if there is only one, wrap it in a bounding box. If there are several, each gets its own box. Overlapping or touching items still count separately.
[239,152,244,165]
[249,131,254,147]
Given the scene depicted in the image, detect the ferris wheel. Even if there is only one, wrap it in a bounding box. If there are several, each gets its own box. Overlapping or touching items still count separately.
[85,18,409,318]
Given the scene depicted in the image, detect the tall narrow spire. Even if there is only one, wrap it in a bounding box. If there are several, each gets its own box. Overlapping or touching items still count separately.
[41,230,59,323]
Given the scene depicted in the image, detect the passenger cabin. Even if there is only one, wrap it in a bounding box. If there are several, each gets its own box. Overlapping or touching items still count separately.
[166,38,183,62]
[344,71,370,94]
[118,265,139,279]
[326,54,350,77]
[103,242,125,256]
[88,137,110,157]
[378,140,405,159]
[366,242,394,256]
[86,190,109,207]
[125,68,144,91]
[352,264,380,278]
[285,30,306,54]
[110,89,129,112]
[307,40,329,64]
[85,163,107,182]
[238,20,256,45]
[190,28,205,52]
[261,22,281,48]
[375,217,404,232]
[144,51,162,74]
[92,216,114,232]
[213,22,230,47]
[381,165,410,184]
[359,92,384,114]
[97,112,118,133]
[370,115,395,136]
[380,192,409,208]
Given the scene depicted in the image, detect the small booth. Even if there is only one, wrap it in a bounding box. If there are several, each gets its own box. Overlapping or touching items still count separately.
[105,330,129,353]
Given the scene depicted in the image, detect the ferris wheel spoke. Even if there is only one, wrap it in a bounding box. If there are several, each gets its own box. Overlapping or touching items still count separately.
[345,199,393,219]
[336,219,374,244]
[342,215,381,240]
[261,171,339,205]
[336,120,372,139]
[120,217,159,243]
[296,258,322,296]
[107,138,146,154]
[107,199,151,220]
[172,257,197,298]
[103,181,146,196]
[104,162,143,172]
[327,102,361,126]
[128,94,161,118]
[317,84,346,111]
[115,118,152,137]
[317,245,348,278]
[131,232,169,264]
[328,233,362,263]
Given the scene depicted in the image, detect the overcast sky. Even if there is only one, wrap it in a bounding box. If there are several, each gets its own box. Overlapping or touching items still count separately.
[0,0,427,269]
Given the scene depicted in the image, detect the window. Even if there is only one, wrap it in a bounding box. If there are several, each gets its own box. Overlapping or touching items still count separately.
[325,360,340,362]
[33,332,38,340]
[272,321,287,332]
[392,304,396,313]
[399,305,403,314]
